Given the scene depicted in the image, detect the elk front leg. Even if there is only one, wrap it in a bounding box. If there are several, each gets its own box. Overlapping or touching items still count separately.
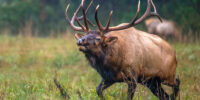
[127,81,137,100]
[96,79,114,98]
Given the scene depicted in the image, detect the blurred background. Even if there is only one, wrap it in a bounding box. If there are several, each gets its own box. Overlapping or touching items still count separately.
[0,0,199,100]
[0,0,199,37]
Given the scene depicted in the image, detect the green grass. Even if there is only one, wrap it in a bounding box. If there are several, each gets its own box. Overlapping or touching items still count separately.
[0,34,199,100]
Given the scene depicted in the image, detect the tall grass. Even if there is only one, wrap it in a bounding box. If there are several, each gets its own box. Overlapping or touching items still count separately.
[0,34,199,100]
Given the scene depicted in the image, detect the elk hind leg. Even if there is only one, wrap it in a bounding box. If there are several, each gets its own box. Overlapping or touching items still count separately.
[170,78,180,100]
[162,77,180,100]
[145,78,169,100]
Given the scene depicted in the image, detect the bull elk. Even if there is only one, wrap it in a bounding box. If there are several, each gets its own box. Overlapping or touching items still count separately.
[65,0,180,100]
[145,17,182,40]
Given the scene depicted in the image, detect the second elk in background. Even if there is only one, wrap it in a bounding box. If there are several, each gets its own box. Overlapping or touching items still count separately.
[145,17,182,41]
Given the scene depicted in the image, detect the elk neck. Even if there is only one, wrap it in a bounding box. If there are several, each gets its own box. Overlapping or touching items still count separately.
[84,45,122,81]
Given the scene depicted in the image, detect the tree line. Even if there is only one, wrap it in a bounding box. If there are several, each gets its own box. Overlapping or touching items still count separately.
[0,0,199,36]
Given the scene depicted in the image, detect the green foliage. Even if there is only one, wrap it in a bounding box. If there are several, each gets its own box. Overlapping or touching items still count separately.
[159,0,200,33]
[51,52,83,68]
[0,0,199,34]
[0,0,40,32]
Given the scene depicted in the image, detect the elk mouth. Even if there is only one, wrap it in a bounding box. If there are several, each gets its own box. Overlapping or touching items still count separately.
[77,42,89,52]
[79,46,87,52]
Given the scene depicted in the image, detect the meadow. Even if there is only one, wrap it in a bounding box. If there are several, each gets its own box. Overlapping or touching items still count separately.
[0,34,199,100]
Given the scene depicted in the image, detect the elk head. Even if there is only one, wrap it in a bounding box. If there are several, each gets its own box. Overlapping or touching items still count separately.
[65,0,162,54]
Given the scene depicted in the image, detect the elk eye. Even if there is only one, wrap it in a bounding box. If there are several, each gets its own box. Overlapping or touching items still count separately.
[94,38,101,45]
[95,38,101,41]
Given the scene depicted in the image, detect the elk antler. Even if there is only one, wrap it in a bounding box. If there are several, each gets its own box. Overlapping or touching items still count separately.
[95,0,162,33]
[81,0,90,31]
[65,0,94,32]
[66,4,84,32]
[77,0,95,27]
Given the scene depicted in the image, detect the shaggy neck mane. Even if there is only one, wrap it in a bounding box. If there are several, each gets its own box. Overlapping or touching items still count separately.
[84,45,117,76]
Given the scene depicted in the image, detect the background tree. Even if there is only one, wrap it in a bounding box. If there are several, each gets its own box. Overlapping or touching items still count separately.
[0,0,199,36]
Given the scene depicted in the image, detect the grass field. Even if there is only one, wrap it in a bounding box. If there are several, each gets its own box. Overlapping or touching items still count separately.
[0,34,199,100]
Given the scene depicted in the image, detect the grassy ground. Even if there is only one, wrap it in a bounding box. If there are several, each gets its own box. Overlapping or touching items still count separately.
[0,34,199,100]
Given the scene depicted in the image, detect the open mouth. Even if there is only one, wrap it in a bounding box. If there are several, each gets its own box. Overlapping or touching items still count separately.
[78,46,87,52]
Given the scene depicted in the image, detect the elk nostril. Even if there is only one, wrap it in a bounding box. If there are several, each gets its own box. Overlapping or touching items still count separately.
[82,39,85,42]
[78,39,83,45]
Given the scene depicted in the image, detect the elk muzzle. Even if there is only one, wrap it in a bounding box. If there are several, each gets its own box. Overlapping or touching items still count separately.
[77,38,88,52]
[77,38,85,45]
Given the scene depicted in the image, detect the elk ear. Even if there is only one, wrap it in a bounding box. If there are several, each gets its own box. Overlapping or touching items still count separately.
[75,33,84,40]
[104,36,118,45]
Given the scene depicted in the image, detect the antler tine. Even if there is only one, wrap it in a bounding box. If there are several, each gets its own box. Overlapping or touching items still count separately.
[77,0,95,27]
[65,4,84,32]
[133,0,151,25]
[96,0,162,33]
[87,19,96,27]
[94,0,141,32]
[75,17,86,31]
[130,0,141,25]
[81,0,90,31]
[86,0,93,14]
[118,0,141,28]
[95,5,104,32]
[134,0,162,25]
[104,11,113,32]
[150,0,163,22]
[151,0,157,13]
[77,0,93,20]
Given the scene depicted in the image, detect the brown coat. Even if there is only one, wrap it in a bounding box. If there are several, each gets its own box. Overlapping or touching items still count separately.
[86,27,177,85]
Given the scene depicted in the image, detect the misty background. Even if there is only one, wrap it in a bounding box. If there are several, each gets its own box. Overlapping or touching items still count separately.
[0,0,199,36]
[0,0,200,99]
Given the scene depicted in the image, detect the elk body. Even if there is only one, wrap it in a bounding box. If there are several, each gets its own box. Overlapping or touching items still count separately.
[65,0,180,100]
[145,17,182,40]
